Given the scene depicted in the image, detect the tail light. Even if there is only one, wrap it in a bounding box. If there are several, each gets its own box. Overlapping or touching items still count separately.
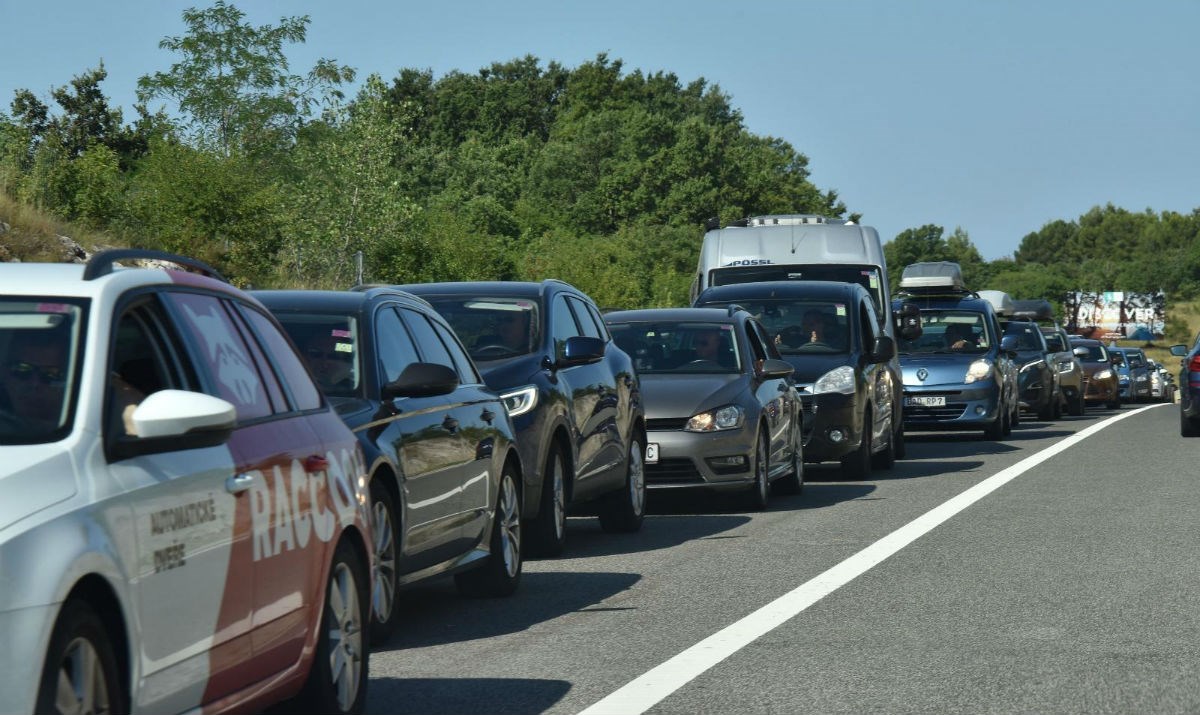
[1189,355,1200,373]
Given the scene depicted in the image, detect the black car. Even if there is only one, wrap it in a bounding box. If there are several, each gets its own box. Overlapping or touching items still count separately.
[398,280,647,556]
[603,306,803,508]
[1170,339,1200,436]
[695,281,898,479]
[1000,318,1061,420]
[254,288,524,642]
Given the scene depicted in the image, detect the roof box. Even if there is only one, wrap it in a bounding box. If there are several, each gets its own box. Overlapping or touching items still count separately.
[978,290,1015,317]
[898,261,966,291]
[1011,298,1055,322]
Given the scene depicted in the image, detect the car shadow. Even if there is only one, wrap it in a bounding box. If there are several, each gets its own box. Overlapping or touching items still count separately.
[366,678,572,715]
[641,483,876,515]
[374,571,642,652]
[805,458,988,482]
[554,512,751,557]
[903,432,1022,454]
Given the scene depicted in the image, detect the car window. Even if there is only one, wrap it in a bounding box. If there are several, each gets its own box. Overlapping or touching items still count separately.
[424,296,539,362]
[902,310,990,354]
[239,305,322,412]
[167,292,274,422]
[743,320,767,363]
[551,294,582,359]
[400,309,457,372]
[859,300,876,351]
[107,300,188,439]
[567,296,603,339]
[607,321,741,374]
[704,297,850,355]
[0,298,87,444]
[1002,322,1045,352]
[226,305,288,413]
[1044,332,1066,352]
[752,320,783,360]
[583,301,610,341]
[430,317,480,385]
[375,307,421,384]
[274,313,361,397]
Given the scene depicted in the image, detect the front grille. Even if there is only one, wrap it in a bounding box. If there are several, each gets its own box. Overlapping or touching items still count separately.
[645,458,703,484]
[905,403,969,420]
[647,417,688,431]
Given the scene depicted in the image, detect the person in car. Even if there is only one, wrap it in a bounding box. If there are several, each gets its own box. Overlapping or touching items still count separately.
[1,329,69,430]
[945,323,979,350]
[302,330,355,391]
[694,329,723,361]
[476,310,531,354]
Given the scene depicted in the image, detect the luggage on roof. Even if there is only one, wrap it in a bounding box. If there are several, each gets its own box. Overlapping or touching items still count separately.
[1011,298,1054,321]
[978,289,1015,317]
[898,261,966,292]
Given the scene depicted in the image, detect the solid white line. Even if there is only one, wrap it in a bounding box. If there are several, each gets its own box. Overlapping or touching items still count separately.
[579,405,1165,715]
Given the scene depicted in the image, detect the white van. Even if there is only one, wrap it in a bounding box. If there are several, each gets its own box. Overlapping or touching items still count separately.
[691,213,918,460]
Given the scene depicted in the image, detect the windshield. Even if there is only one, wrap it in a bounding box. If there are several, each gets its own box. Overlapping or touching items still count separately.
[699,298,851,355]
[1127,353,1145,368]
[1073,343,1108,361]
[425,297,539,362]
[608,321,741,374]
[0,299,87,444]
[900,310,991,355]
[710,264,885,315]
[274,314,362,397]
[1003,322,1046,351]
[1043,332,1066,352]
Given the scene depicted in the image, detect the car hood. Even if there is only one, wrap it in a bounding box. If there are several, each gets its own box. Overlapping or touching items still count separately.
[779,354,854,385]
[639,374,745,420]
[477,354,543,391]
[0,445,77,533]
[899,354,979,386]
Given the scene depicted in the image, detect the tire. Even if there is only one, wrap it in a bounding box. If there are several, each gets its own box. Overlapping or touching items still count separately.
[871,418,895,470]
[456,466,522,596]
[367,479,399,645]
[1052,395,1063,420]
[598,435,647,533]
[1010,397,1020,428]
[1182,411,1200,438]
[36,600,126,715]
[1037,398,1055,421]
[1067,390,1084,416]
[840,411,872,480]
[776,430,805,495]
[984,412,1004,440]
[1106,397,1120,409]
[529,445,568,557]
[295,539,369,715]
[743,430,771,511]
[892,418,906,460]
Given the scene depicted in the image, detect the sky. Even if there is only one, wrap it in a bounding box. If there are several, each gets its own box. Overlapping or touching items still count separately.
[2,0,1198,260]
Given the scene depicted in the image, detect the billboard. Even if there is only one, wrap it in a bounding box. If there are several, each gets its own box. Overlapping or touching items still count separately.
[1063,291,1165,341]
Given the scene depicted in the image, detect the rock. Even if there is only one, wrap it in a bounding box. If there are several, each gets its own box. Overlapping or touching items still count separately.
[57,234,88,263]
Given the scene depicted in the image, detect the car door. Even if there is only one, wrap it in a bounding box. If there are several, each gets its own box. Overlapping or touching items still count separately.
[102,294,255,713]
[859,298,892,448]
[747,318,796,468]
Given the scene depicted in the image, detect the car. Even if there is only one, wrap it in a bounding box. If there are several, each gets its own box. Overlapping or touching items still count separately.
[395,280,646,556]
[254,287,525,643]
[603,306,803,507]
[893,265,1019,439]
[1108,346,1152,403]
[1146,358,1175,402]
[1068,337,1120,409]
[695,280,898,478]
[1039,324,1087,416]
[0,250,373,715]
[1169,339,1200,436]
[999,318,1061,420]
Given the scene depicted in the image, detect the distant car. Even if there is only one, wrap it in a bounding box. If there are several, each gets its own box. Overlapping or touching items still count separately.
[1069,337,1120,409]
[1039,325,1087,415]
[603,306,802,507]
[1170,340,1200,436]
[1000,319,1061,420]
[255,288,525,643]
[1109,346,1152,402]
[397,280,646,556]
[1146,358,1174,402]
[695,280,899,478]
[0,251,373,715]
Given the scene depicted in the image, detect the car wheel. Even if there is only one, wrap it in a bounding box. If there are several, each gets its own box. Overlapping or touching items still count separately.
[36,600,125,715]
[1182,411,1200,438]
[776,431,805,495]
[984,411,1004,440]
[1068,390,1085,416]
[892,416,906,460]
[1010,396,1020,427]
[457,466,522,596]
[1106,396,1120,409]
[871,418,895,469]
[367,479,399,645]
[744,430,771,510]
[840,411,872,480]
[599,435,647,533]
[1037,398,1055,421]
[296,539,369,715]
[530,445,568,557]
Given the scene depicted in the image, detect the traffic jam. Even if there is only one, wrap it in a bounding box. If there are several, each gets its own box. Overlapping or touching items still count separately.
[0,217,1187,714]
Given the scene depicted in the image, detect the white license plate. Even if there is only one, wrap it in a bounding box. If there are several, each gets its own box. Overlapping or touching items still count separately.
[645,443,659,464]
[905,395,946,407]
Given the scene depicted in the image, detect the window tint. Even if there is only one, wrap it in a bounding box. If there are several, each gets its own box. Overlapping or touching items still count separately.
[400,309,456,371]
[551,294,581,358]
[744,321,767,362]
[584,302,610,340]
[108,302,182,439]
[240,306,322,411]
[430,317,479,384]
[273,314,361,397]
[167,292,273,421]
[860,301,877,350]
[375,307,421,384]
[567,296,602,339]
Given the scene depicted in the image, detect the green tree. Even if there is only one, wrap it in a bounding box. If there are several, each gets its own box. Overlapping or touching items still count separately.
[885,224,949,274]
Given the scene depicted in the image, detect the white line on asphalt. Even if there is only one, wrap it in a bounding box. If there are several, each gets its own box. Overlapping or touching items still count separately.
[579,405,1166,715]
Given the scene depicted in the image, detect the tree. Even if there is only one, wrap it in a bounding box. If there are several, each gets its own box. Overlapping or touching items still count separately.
[137,1,353,157]
[885,224,949,273]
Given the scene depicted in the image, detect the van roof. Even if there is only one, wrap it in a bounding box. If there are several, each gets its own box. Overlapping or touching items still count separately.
[701,221,884,268]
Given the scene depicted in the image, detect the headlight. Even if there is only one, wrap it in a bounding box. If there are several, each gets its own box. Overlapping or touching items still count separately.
[964,359,993,384]
[1135,374,1148,382]
[500,386,538,417]
[1093,369,1113,380]
[1019,359,1045,373]
[1056,360,1075,373]
[813,365,856,395]
[686,404,744,432]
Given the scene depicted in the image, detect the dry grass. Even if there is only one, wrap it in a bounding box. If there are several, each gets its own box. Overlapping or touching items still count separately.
[0,194,121,262]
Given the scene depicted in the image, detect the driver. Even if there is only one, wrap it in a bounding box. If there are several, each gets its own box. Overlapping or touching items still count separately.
[945,323,978,350]
[1,329,69,430]
[302,331,355,391]
[496,310,530,351]
[801,310,829,344]
[693,329,722,361]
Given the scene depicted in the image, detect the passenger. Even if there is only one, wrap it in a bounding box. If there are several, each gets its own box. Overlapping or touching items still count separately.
[1,329,69,429]
[303,331,355,391]
[801,310,830,344]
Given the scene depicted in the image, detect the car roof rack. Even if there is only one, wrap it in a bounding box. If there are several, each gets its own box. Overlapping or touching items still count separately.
[83,248,226,282]
[895,261,977,297]
[977,289,1015,317]
[1011,298,1054,322]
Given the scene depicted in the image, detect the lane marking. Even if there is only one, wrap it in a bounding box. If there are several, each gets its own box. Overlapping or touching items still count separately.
[580,405,1165,715]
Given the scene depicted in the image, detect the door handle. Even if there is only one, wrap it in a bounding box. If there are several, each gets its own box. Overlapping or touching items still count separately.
[442,415,460,432]
[304,455,329,473]
[226,473,255,495]
[481,408,495,423]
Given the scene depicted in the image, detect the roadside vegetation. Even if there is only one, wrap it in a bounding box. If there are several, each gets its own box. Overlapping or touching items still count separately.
[2,1,1198,319]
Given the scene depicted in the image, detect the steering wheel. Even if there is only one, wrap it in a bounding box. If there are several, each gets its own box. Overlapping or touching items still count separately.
[684,359,720,368]
[473,344,519,358]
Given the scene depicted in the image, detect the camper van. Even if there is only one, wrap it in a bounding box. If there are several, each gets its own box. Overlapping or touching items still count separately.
[691,213,917,459]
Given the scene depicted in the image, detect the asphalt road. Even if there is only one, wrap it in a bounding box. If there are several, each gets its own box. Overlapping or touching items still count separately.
[366,402,1196,714]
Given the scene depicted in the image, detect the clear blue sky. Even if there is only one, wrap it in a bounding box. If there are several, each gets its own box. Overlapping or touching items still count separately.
[3,0,1197,260]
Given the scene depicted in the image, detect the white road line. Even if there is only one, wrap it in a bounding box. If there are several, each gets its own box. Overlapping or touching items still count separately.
[580,405,1165,715]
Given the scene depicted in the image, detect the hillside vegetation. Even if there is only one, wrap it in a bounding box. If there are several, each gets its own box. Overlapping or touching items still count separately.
[2,1,1198,324]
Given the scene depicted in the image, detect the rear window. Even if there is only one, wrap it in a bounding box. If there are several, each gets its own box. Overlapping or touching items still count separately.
[0,299,87,444]
[424,297,540,363]
[272,314,362,397]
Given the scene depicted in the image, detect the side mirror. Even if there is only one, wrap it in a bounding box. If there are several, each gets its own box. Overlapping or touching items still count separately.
[756,358,794,380]
[383,362,459,399]
[111,390,236,461]
[558,335,606,367]
[871,335,896,363]
[1072,347,1089,358]
[1169,344,1189,357]
[895,302,922,341]
[1000,335,1018,352]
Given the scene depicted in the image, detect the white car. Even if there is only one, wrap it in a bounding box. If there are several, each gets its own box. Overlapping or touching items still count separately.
[0,250,373,715]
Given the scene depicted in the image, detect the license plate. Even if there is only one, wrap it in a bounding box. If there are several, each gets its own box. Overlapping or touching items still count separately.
[905,395,946,407]
[645,443,659,464]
